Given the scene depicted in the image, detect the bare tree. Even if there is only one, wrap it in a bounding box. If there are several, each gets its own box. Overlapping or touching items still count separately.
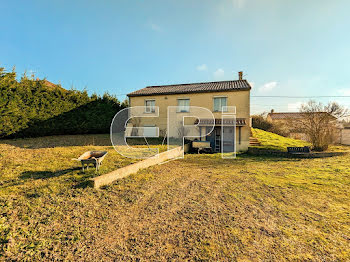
[177,121,190,138]
[130,118,141,136]
[300,101,349,151]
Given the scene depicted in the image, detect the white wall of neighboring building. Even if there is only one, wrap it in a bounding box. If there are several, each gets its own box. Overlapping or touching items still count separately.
[341,129,350,145]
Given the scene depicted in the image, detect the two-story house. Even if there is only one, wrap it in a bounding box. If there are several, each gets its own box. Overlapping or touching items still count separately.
[127,73,252,152]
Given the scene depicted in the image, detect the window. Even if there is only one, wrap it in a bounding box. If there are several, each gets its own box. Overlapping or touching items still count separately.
[177,99,190,112]
[213,97,227,112]
[145,100,155,113]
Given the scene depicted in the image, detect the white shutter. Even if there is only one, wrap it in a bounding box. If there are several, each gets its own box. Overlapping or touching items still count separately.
[143,125,158,137]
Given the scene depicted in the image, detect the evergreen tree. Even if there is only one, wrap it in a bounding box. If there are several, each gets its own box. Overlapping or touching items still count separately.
[0,65,125,138]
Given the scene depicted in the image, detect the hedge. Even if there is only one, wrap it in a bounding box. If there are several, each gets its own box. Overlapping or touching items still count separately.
[0,66,125,138]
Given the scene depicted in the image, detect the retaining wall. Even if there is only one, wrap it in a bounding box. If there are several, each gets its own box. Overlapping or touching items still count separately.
[91,146,183,189]
[247,147,347,158]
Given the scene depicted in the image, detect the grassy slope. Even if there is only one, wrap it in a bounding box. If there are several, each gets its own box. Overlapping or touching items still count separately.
[252,128,310,151]
[1,135,350,260]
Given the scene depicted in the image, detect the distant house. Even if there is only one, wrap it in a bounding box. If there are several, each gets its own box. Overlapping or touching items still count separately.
[43,80,57,88]
[267,110,341,143]
[43,80,67,93]
[127,72,252,152]
[36,78,67,92]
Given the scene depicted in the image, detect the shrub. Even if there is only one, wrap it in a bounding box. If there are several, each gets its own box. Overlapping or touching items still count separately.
[251,115,272,131]
[300,100,349,151]
[252,115,289,137]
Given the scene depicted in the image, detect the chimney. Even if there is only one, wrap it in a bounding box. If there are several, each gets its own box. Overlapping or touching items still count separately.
[238,71,243,80]
[271,109,274,114]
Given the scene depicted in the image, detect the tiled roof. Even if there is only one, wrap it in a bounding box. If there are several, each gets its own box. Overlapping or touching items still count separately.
[41,80,67,92]
[268,112,332,120]
[127,80,251,97]
[43,80,57,88]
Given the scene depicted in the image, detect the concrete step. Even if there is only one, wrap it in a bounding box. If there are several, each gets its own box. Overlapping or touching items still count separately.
[249,137,261,146]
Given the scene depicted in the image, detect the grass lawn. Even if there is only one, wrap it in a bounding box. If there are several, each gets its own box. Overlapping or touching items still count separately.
[0,134,167,196]
[251,128,310,151]
[1,134,350,260]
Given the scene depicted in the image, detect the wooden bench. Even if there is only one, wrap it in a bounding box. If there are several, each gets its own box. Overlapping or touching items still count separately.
[287,146,311,154]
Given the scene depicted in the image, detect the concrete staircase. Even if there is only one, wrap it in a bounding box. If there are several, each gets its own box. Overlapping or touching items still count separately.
[249,137,261,146]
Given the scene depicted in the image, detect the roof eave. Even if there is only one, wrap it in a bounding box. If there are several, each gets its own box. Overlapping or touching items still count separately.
[127,87,251,97]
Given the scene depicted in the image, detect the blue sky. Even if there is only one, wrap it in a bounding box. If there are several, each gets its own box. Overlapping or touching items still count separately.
[1,0,350,113]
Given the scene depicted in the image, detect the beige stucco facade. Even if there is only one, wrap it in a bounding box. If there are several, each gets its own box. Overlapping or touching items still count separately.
[128,90,251,152]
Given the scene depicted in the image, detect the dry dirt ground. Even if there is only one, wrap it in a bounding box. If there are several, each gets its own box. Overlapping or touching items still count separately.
[0,135,349,261]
